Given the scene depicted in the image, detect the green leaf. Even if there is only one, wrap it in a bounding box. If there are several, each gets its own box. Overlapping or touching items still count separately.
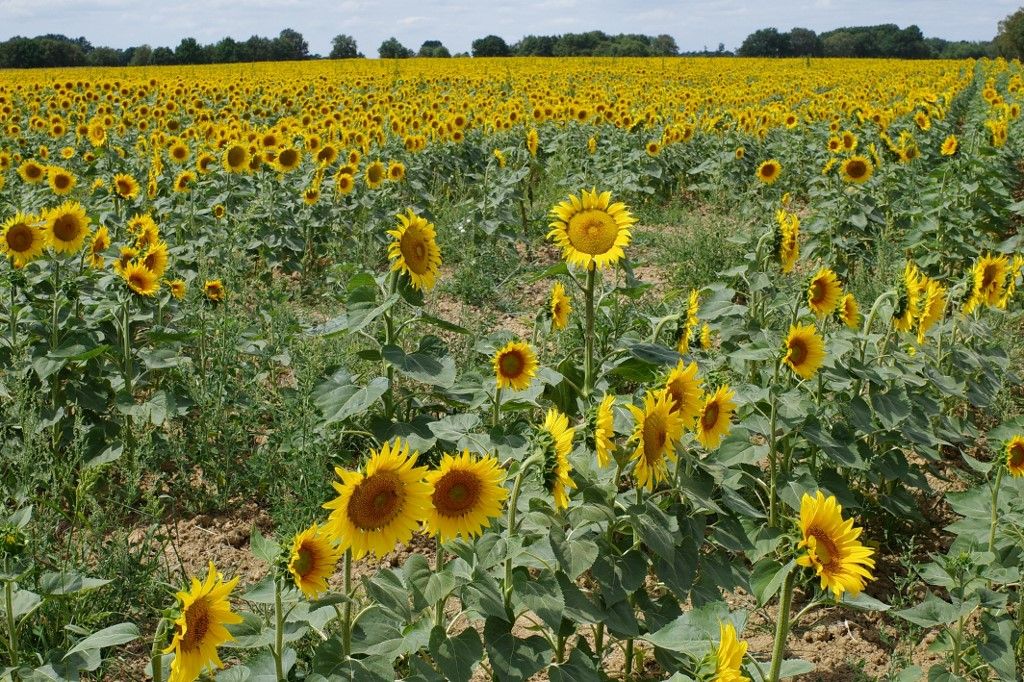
[314,373,389,425]
[512,571,564,631]
[840,592,890,612]
[418,313,469,335]
[642,602,733,656]
[548,524,598,580]
[749,559,794,607]
[625,342,680,366]
[84,445,123,469]
[64,623,139,658]
[978,612,1017,681]
[483,616,550,682]
[224,612,274,648]
[548,646,601,682]
[250,529,281,564]
[382,344,456,388]
[463,565,508,622]
[39,572,110,595]
[429,626,483,682]
[894,594,959,628]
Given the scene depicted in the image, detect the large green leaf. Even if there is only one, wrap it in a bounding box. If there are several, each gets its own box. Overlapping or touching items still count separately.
[429,626,482,682]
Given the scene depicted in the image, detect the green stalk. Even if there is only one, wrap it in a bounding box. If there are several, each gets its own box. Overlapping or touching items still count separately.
[342,549,353,657]
[149,617,168,682]
[594,622,605,663]
[434,537,446,629]
[503,465,528,612]
[583,267,597,398]
[273,578,285,681]
[492,387,502,428]
[50,259,61,350]
[5,579,18,678]
[624,636,635,679]
[767,359,783,527]
[8,278,16,350]
[768,568,796,682]
[988,464,1006,554]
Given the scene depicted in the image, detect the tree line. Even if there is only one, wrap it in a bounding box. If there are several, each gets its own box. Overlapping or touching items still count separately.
[737,24,994,59]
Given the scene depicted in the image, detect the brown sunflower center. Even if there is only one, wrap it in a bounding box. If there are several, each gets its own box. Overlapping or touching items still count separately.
[845,160,867,179]
[172,147,186,160]
[116,179,133,195]
[26,165,42,179]
[498,350,525,379]
[53,174,71,189]
[52,215,82,243]
[432,469,483,518]
[642,410,669,460]
[6,223,34,253]
[346,471,404,531]
[180,598,211,652]
[226,146,246,168]
[701,401,720,431]
[566,209,618,256]
[809,281,826,305]
[760,164,777,179]
[1009,443,1024,469]
[129,270,152,291]
[368,165,383,183]
[279,149,299,167]
[788,338,808,366]
[292,544,317,578]
[981,264,999,290]
[807,528,840,568]
[400,231,430,274]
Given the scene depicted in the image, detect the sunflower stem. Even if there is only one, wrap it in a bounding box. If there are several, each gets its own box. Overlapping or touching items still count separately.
[767,359,783,528]
[149,617,168,682]
[434,537,446,629]
[623,636,635,679]
[594,622,605,663]
[768,567,796,682]
[5,578,18,678]
[503,465,528,613]
[583,266,597,399]
[273,578,286,681]
[988,463,1005,555]
[342,549,353,657]
[8,276,17,351]
[492,387,502,428]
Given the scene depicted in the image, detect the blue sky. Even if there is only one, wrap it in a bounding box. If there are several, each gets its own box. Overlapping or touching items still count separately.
[0,0,1014,55]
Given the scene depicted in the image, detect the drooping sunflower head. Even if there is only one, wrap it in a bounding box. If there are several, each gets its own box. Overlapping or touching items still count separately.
[44,201,90,254]
[47,166,76,195]
[547,188,636,271]
[664,360,702,425]
[163,562,242,682]
[122,261,160,297]
[806,267,842,317]
[774,209,800,274]
[549,281,571,331]
[204,279,226,303]
[537,408,575,511]
[783,323,826,380]
[492,340,538,392]
[837,293,859,330]
[894,262,924,331]
[840,156,873,184]
[972,253,1009,308]
[755,159,781,185]
[287,524,342,598]
[88,226,110,269]
[173,171,195,193]
[387,208,441,292]
[142,240,169,278]
[1,212,48,268]
[916,278,947,344]
[796,491,876,597]
[526,128,539,157]
[323,439,431,560]
[364,160,386,189]
[593,394,616,469]
[424,450,507,542]
[627,389,684,491]
[696,385,737,451]
[714,622,750,682]
[1006,436,1024,477]
[168,278,187,300]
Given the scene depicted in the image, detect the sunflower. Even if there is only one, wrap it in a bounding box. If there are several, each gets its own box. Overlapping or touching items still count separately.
[840,156,873,184]
[783,324,826,380]
[173,171,195,193]
[287,524,342,598]
[696,385,736,450]
[526,128,539,157]
[334,171,355,196]
[364,160,386,189]
[130,214,160,248]
[424,450,507,542]
[122,261,160,296]
[223,144,249,173]
[204,279,226,303]
[47,166,76,195]
[316,145,339,166]
[275,147,302,173]
[796,491,876,597]
[196,153,216,175]
[676,289,701,354]
[88,226,110,269]
[492,340,538,391]
[833,293,858,330]
[18,160,46,184]
[87,121,106,147]
[538,408,575,510]
[894,263,925,330]
[168,279,187,300]
[44,201,90,253]
[550,281,571,331]
[1,212,48,268]
[164,562,242,682]
[734,146,745,159]
[755,159,781,185]
[807,268,842,317]
[387,161,405,182]
[212,204,226,220]
[141,241,169,277]
[645,140,661,156]
[387,208,441,292]
[628,389,684,491]
[323,439,431,559]
[967,253,1009,311]
[493,148,507,166]
[916,279,947,344]
[114,247,138,276]
[775,209,800,274]
[593,394,616,468]
[112,173,139,199]
[664,360,702,425]
[941,134,958,156]
[714,622,750,682]
[1007,436,1024,477]
[168,139,190,164]
[547,188,636,271]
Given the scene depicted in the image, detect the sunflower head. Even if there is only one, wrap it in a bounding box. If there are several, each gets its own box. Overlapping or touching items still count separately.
[894,262,924,331]
[122,261,160,297]
[287,524,342,598]
[756,159,781,185]
[168,278,187,300]
[840,156,873,184]
[837,293,859,330]
[696,385,737,451]
[796,491,876,597]
[1,212,48,268]
[364,160,386,188]
[916,278,947,344]
[592,394,617,468]
[536,408,575,510]
[44,201,91,254]
[1006,436,1024,477]
[807,268,842,317]
[387,209,441,292]
[112,173,139,199]
[47,166,76,195]
[783,324,826,380]
[425,450,508,542]
[204,279,226,303]
[941,134,958,156]
[664,360,702,425]
[323,439,431,559]
[492,340,538,392]
[223,144,250,173]
[547,188,636,271]
[387,161,405,182]
[88,226,110,269]
[715,622,750,682]
[549,281,571,331]
[627,389,684,491]
[164,563,242,682]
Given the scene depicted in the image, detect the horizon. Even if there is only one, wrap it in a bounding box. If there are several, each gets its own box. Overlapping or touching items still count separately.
[0,0,1014,56]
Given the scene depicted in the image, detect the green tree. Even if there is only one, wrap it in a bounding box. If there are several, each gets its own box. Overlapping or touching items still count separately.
[418,40,451,57]
[737,28,790,57]
[378,37,413,58]
[472,34,511,57]
[330,34,360,58]
[996,7,1024,59]
[787,27,822,56]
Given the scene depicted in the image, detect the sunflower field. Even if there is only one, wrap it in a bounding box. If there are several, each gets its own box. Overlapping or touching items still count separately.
[1,54,1024,682]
